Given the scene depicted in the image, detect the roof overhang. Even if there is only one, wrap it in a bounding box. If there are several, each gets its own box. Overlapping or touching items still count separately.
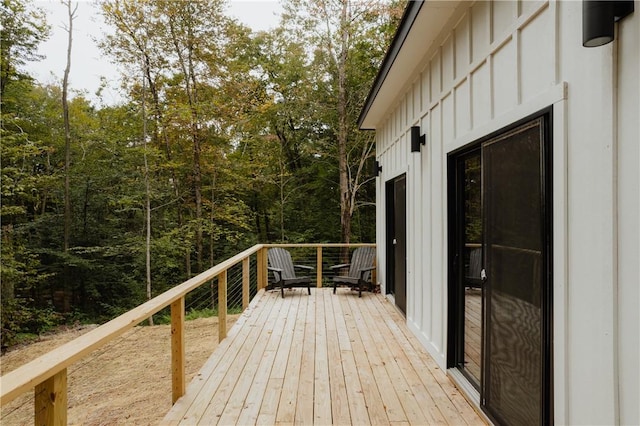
[358,1,462,130]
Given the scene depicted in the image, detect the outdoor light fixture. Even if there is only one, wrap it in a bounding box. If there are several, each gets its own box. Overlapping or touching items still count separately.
[372,160,382,177]
[411,126,425,153]
[583,0,634,47]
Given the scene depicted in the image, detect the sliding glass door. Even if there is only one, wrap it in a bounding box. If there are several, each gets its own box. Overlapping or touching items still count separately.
[448,112,553,426]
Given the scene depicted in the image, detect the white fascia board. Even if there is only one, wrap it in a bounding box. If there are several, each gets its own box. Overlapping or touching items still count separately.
[359,1,461,130]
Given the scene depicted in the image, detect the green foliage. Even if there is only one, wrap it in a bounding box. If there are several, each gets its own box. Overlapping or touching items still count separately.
[0,0,50,98]
[0,0,401,349]
[1,298,63,348]
[185,307,216,321]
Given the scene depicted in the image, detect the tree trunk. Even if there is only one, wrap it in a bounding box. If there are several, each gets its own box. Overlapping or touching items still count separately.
[62,1,76,253]
[61,1,76,312]
[279,157,286,242]
[337,0,351,257]
[141,54,188,281]
[169,15,203,273]
[142,53,153,326]
[210,171,215,309]
[82,178,89,237]
[188,49,203,274]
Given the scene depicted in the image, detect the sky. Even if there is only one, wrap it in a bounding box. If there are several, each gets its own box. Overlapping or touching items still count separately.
[28,0,283,106]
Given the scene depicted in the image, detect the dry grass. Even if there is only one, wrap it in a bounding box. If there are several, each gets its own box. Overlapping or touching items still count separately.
[0,316,237,425]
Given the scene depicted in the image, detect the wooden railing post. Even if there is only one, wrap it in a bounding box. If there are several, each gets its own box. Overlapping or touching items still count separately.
[35,368,67,426]
[316,246,323,288]
[170,297,185,404]
[257,247,267,290]
[218,270,227,342]
[242,257,250,310]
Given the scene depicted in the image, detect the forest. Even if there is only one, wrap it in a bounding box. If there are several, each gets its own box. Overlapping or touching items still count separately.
[0,0,402,348]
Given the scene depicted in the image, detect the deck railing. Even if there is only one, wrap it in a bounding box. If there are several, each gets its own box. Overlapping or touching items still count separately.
[0,243,375,425]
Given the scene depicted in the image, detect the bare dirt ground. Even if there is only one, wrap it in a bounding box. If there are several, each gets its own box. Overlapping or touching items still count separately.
[0,316,237,425]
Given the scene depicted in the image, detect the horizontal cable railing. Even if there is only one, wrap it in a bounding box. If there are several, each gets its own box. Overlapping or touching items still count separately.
[0,243,375,425]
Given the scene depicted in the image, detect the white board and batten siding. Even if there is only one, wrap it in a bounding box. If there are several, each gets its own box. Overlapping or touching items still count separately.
[372,1,639,425]
[614,4,639,425]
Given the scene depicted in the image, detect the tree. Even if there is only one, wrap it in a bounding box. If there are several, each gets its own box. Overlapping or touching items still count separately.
[100,0,255,275]
[273,0,402,245]
[0,0,55,347]
[100,0,193,285]
[0,0,50,99]
[1,0,403,350]
[142,53,153,324]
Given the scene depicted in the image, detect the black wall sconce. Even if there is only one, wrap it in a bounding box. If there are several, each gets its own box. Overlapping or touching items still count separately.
[372,160,382,177]
[583,0,634,47]
[411,126,426,153]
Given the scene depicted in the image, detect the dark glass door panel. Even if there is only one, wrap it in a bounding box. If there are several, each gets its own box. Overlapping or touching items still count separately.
[482,118,546,426]
[456,151,483,387]
[386,175,407,314]
[386,179,395,297]
[394,176,407,314]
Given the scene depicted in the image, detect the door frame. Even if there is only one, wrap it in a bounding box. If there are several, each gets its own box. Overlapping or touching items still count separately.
[385,174,407,314]
[447,107,554,425]
[447,147,483,389]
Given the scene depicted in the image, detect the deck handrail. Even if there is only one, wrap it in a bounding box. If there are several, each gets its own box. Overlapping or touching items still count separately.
[0,242,375,424]
[0,244,264,406]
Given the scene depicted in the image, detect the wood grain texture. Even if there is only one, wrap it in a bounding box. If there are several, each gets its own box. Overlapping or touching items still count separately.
[163,288,484,425]
[34,369,67,426]
[171,298,185,403]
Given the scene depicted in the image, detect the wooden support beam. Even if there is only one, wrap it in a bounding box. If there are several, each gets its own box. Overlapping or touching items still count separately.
[218,270,227,342]
[263,248,269,289]
[35,368,67,426]
[257,249,266,290]
[171,297,185,404]
[242,257,250,310]
[316,246,323,288]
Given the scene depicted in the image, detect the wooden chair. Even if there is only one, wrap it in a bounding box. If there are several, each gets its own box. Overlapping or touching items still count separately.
[267,248,313,298]
[330,246,376,297]
[465,247,482,289]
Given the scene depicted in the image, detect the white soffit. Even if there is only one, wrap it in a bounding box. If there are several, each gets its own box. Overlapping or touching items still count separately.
[359,1,461,130]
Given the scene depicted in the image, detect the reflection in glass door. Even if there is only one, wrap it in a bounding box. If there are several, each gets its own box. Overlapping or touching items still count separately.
[454,150,483,388]
[463,153,482,386]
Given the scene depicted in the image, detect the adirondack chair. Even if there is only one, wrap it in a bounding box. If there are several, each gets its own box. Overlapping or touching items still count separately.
[465,247,482,288]
[267,248,313,298]
[330,246,376,297]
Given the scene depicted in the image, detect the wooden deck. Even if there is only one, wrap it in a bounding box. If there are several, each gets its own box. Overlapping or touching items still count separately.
[162,288,485,425]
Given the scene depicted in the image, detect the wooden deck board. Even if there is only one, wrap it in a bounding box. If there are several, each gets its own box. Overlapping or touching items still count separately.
[275,292,308,424]
[359,295,428,424]
[163,288,484,426]
[236,291,293,425]
[378,301,481,426]
[341,294,390,425]
[294,293,315,425]
[324,289,351,425]
[312,290,332,425]
[214,293,285,425]
[194,292,278,424]
[360,295,447,425]
[162,295,272,425]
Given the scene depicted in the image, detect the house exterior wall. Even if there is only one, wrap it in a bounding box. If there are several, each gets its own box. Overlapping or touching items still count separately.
[373,1,639,424]
[615,8,639,425]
